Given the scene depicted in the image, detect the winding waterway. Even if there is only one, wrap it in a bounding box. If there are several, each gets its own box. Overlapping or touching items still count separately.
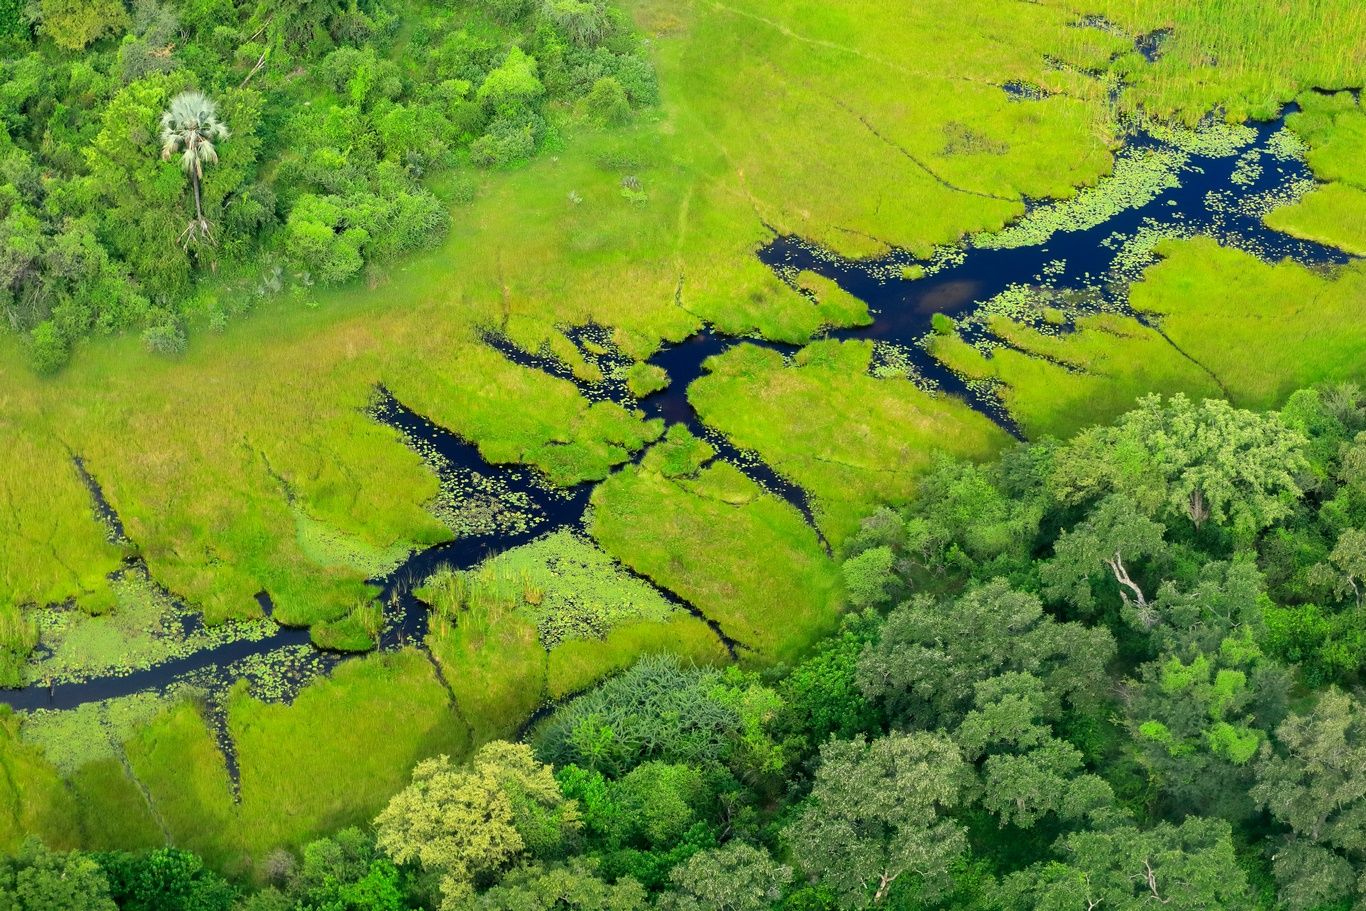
[4,104,1356,778]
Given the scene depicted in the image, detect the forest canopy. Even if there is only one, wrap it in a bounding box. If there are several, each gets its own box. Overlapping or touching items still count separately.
[0,0,655,371]
[6,383,1366,910]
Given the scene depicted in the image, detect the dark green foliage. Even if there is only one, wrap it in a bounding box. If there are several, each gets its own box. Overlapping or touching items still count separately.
[777,612,881,743]
[0,0,654,368]
[0,840,116,911]
[97,848,236,911]
[583,76,630,125]
[1001,816,1253,910]
[534,655,744,775]
[857,578,1115,730]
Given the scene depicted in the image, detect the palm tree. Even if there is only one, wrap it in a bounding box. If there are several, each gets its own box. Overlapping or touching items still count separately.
[160,91,229,247]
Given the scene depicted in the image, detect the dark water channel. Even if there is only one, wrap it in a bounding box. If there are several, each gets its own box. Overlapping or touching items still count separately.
[3,105,1355,770]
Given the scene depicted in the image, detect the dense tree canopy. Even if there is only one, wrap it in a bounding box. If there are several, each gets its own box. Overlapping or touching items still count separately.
[11,385,1366,911]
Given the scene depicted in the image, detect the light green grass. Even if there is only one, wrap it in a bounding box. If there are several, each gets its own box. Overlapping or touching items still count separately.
[229,649,469,866]
[690,340,1011,543]
[1264,182,1366,255]
[588,454,841,663]
[1056,0,1366,124]
[124,700,239,867]
[546,614,729,699]
[1132,237,1366,408]
[67,758,165,851]
[926,312,1222,439]
[0,710,82,852]
[0,0,1134,641]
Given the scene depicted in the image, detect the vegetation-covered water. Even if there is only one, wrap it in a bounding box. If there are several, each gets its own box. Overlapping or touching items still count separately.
[2,105,1352,765]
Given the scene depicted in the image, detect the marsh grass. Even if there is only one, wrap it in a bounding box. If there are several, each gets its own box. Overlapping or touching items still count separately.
[588,454,841,663]
[689,340,1010,544]
[1131,238,1366,408]
[1,0,1161,649]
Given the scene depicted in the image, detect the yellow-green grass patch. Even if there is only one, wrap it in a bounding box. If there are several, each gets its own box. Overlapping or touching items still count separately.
[690,340,1011,543]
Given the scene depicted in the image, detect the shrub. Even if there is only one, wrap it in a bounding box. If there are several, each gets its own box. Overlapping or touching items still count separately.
[480,0,532,23]
[541,0,613,48]
[470,118,538,168]
[28,321,72,375]
[141,319,187,357]
[583,76,630,125]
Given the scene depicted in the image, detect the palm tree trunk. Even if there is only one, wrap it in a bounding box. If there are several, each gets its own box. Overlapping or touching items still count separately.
[192,169,204,224]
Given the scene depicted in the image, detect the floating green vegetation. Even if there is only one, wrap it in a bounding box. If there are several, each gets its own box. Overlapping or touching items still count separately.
[625,362,669,398]
[1136,116,1256,157]
[226,644,335,704]
[1230,150,1263,186]
[20,691,169,776]
[869,343,924,382]
[1266,126,1311,162]
[423,531,678,649]
[1102,221,1194,285]
[26,567,277,687]
[426,458,547,542]
[974,148,1187,250]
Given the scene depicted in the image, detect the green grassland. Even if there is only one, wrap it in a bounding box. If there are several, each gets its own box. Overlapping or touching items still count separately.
[926,311,1223,440]
[689,340,1011,543]
[0,0,1364,871]
[1263,91,1366,255]
[1132,239,1366,408]
[588,451,841,663]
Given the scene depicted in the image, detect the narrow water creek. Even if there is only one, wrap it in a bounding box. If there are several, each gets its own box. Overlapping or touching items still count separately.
[2,104,1354,768]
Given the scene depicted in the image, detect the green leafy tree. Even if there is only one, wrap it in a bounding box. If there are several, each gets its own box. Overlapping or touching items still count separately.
[778,613,882,743]
[1001,817,1252,911]
[375,742,580,910]
[1309,528,1366,608]
[1253,688,1366,907]
[607,762,711,849]
[955,673,1113,828]
[840,546,896,611]
[1139,557,1268,654]
[1129,633,1288,820]
[1041,495,1167,621]
[38,0,127,49]
[160,91,229,246]
[285,828,409,911]
[535,655,747,776]
[857,579,1114,730]
[0,840,116,911]
[97,848,236,911]
[472,860,646,910]
[660,842,793,911]
[1052,393,1309,539]
[583,76,630,125]
[785,732,971,908]
[1267,839,1357,911]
